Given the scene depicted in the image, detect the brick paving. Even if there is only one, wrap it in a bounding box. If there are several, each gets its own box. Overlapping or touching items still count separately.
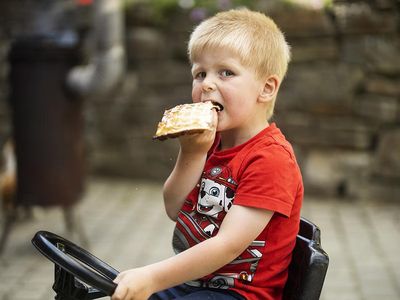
[0,177,399,300]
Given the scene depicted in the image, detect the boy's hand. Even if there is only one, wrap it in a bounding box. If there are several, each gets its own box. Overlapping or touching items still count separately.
[111,268,153,300]
[179,109,218,155]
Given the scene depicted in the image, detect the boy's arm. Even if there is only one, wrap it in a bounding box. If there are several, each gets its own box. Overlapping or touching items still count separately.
[112,205,273,300]
[163,147,207,220]
[163,111,218,221]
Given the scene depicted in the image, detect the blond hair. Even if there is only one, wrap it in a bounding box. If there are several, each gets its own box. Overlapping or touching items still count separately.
[188,9,291,81]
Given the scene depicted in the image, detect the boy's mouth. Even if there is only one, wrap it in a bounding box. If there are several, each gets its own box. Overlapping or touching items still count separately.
[208,100,224,112]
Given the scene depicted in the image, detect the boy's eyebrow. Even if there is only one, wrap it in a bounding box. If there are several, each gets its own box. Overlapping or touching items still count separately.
[192,60,240,72]
[191,65,201,75]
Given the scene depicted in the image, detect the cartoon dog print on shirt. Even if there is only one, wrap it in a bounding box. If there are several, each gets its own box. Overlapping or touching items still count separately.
[197,178,235,218]
[189,166,265,288]
[197,166,236,219]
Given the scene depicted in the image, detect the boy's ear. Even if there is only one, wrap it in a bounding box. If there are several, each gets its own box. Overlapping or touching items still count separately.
[258,75,280,103]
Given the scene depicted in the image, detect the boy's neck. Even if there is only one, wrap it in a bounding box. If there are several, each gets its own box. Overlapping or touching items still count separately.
[219,121,270,150]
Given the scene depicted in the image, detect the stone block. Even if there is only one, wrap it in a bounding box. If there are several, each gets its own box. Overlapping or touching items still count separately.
[88,134,178,181]
[136,61,192,87]
[354,94,399,123]
[279,63,364,113]
[372,128,400,179]
[266,5,336,38]
[301,149,371,197]
[289,37,339,62]
[364,76,400,97]
[333,2,398,35]
[163,30,191,61]
[125,2,162,27]
[353,177,400,202]
[134,85,192,110]
[275,113,374,149]
[127,27,169,61]
[341,36,400,75]
[371,0,398,10]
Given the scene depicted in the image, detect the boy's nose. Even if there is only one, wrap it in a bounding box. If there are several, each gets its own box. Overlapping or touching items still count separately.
[202,78,216,92]
[203,85,214,92]
[202,83,216,92]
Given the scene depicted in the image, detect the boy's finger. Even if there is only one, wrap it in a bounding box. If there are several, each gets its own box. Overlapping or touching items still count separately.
[112,284,128,300]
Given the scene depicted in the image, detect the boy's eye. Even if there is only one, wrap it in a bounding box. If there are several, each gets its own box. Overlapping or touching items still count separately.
[194,71,206,79]
[221,70,234,77]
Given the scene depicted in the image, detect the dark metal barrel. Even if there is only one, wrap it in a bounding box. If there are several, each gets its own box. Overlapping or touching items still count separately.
[8,35,85,207]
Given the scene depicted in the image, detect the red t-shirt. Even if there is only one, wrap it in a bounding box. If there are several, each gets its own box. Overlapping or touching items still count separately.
[172,123,303,300]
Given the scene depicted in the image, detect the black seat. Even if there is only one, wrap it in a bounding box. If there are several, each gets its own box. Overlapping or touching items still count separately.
[283,217,329,300]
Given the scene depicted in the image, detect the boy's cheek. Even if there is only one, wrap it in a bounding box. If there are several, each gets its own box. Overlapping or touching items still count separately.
[192,97,201,103]
[191,86,200,102]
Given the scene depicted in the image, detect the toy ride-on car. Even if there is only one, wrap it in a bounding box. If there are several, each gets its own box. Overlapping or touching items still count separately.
[32,217,328,300]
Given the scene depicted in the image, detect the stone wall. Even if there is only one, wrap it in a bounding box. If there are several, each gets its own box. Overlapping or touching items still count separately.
[1,0,399,201]
[269,1,400,200]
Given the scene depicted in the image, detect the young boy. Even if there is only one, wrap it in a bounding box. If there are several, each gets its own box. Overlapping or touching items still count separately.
[112,8,303,300]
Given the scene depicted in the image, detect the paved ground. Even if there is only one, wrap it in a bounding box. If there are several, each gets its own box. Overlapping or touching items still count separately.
[0,177,399,300]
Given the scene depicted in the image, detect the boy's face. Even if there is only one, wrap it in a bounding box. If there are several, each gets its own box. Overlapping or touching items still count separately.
[191,47,267,137]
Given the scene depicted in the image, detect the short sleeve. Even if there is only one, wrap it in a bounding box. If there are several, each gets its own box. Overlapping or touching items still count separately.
[233,144,301,217]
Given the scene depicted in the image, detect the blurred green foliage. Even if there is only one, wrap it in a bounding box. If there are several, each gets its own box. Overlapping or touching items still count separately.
[122,0,258,24]
[122,0,332,24]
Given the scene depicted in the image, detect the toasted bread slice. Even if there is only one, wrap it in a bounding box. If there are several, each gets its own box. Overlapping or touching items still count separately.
[153,101,221,141]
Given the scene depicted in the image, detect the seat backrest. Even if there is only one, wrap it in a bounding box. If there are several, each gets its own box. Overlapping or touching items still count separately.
[282,217,329,300]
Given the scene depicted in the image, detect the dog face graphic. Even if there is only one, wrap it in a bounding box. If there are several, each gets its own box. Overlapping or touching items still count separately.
[197,178,235,218]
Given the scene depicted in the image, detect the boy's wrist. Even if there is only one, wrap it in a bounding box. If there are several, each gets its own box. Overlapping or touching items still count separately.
[145,263,176,296]
[135,266,158,297]
[179,147,208,158]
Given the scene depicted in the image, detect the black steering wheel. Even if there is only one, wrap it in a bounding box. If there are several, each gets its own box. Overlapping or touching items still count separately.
[32,231,119,300]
